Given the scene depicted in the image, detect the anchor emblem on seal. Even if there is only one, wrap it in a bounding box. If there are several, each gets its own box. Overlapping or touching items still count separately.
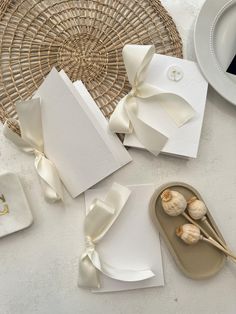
[0,194,9,216]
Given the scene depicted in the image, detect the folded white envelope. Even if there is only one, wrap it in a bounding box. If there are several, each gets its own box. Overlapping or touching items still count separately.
[124,54,208,158]
[34,68,132,198]
[84,184,164,293]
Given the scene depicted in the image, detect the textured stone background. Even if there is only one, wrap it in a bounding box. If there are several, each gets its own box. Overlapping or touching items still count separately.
[1,1,236,313]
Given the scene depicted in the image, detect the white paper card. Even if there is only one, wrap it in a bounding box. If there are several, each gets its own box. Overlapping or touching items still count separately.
[84,184,164,293]
[124,54,208,158]
[35,68,132,198]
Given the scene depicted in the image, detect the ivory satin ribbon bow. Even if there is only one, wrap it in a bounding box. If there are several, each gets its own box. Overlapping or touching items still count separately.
[3,98,63,202]
[78,183,155,289]
[109,44,196,156]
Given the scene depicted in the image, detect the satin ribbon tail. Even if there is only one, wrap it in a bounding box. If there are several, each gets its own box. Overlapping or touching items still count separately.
[35,154,63,202]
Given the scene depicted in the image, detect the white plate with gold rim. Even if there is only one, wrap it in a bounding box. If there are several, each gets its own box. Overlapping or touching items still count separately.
[194,0,236,105]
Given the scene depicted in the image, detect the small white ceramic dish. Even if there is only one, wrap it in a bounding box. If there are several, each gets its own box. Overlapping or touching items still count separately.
[194,0,236,105]
[0,172,33,238]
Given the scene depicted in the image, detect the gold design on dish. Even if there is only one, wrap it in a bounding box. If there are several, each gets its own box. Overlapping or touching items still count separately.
[0,194,9,215]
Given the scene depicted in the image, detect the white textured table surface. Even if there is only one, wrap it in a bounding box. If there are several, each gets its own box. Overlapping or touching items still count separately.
[1,1,236,313]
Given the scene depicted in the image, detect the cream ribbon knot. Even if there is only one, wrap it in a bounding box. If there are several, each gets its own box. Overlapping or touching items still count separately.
[78,183,155,289]
[85,236,95,251]
[3,98,63,202]
[109,44,196,156]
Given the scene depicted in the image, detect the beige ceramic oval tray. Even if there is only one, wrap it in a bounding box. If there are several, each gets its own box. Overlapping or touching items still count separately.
[150,182,226,279]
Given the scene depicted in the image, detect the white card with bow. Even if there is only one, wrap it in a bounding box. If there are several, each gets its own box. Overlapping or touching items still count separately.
[123,54,208,158]
[34,68,132,198]
[84,184,164,292]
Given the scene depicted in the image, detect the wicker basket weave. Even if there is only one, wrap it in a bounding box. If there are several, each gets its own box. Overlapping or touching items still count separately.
[0,0,182,124]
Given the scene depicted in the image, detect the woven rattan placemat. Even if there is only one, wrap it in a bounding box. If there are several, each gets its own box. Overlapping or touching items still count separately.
[0,0,182,124]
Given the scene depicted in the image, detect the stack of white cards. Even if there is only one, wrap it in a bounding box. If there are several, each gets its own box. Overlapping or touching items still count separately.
[84,184,164,293]
[34,68,132,198]
[124,54,208,158]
